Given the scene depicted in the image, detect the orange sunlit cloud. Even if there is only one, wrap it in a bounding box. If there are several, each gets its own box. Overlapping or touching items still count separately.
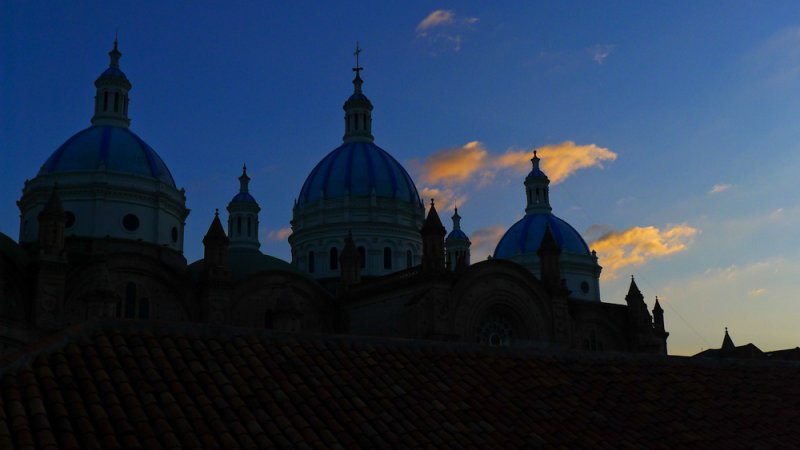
[416,10,455,33]
[590,224,699,280]
[469,225,507,260]
[267,227,292,241]
[419,186,467,213]
[416,141,487,185]
[416,140,617,188]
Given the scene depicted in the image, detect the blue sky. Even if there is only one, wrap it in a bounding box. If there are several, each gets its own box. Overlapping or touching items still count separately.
[4,1,800,355]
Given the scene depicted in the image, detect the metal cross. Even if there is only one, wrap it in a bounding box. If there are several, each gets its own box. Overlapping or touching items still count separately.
[353,42,363,75]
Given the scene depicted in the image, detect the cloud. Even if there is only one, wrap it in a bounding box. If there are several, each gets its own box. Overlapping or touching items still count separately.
[416,140,616,188]
[748,288,767,297]
[470,225,507,261]
[590,44,614,64]
[417,10,455,33]
[267,227,292,241]
[746,26,800,84]
[418,186,467,213]
[416,9,478,53]
[534,142,617,184]
[709,183,732,195]
[589,224,699,280]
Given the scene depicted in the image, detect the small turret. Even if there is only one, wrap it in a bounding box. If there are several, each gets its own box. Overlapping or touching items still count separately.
[37,186,66,256]
[653,296,665,333]
[445,207,471,271]
[421,199,446,272]
[226,164,261,250]
[343,43,374,143]
[721,327,735,353]
[91,40,132,127]
[537,226,568,296]
[340,231,361,286]
[524,151,552,214]
[203,209,229,271]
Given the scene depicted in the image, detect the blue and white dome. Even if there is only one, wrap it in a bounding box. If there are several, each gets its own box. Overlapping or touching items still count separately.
[493,152,601,301]
[17,41,188,253]
[290,60,425,280]
[298,141,421,206]
[40,126,176,187]
[494,214,589,258]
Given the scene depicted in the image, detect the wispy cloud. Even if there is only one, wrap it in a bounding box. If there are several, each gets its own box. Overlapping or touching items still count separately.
[416,9,478,53]
[709,183,732,195]
[267,227,292,241]
[418,186,467,212]
[590,224,699,279]
[470,225,507,260]
[590,44,614,64]
[746,26,800,84]
[749,287,767,297]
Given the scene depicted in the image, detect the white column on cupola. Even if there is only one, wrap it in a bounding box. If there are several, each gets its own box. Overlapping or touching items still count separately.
[445,207,472,270]
[342,42,375,143]
[226,164,261,250]
[91,39,132,128]
[524,151,553,214]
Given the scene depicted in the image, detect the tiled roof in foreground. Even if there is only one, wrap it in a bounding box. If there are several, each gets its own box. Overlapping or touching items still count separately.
[1,321,799,449]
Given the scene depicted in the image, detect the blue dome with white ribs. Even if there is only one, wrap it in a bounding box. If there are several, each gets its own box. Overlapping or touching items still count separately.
[447,229,469,241]
[494,213,590,258]
[298,141,421,206]
[40,125,176,187]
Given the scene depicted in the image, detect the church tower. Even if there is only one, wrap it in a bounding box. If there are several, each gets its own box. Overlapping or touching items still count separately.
[445,208,471,270]
[226,165,261,250]
[91,39,132,128]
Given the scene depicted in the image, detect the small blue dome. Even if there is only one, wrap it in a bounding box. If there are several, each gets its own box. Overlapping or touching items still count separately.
[298,141,421,205]
[230,192,257,204]
[494,213,590,258]
[447,229,469,241]
[98,67,129,81]
[41,126,176,187]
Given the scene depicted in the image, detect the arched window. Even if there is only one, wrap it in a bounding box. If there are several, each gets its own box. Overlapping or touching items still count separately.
[308,251,315,273]
[247,217,252,236]
[124,96,129,114]
[124,282,136,319]
[358,246,366,269]
[114,92,119,112]
[330,247,339,270]
[103,92,109,111]
[383,247,392,270]
[406,250,413,269]
[237,216,242,235]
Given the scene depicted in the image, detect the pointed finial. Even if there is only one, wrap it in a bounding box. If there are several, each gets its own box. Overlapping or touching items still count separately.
[108,37,122,68]
[242,163,247,174]
[725,327,728,334]
[430,198,435,206]
[214,208,219,217]
[353,42,363,77]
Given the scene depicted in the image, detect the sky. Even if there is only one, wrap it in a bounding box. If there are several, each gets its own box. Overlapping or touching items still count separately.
[3,1,800,356]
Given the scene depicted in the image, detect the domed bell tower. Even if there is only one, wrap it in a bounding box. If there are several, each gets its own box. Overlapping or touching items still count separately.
[91,39,132,128]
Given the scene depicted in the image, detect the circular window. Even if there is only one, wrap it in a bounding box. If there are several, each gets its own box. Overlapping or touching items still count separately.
[581,281,590,294]
[122,214,140,231]
[478,316,513,347]
[64,211,75,228]
[171,227,178,243]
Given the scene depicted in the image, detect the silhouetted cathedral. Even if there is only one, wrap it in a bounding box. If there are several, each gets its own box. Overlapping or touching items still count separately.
[0,42,668,355]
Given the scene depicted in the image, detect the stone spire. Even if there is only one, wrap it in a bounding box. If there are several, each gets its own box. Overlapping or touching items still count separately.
[445,207,471,271]
[37,185,66,256]
[721,327,735,352]
[342,43,374,143]
[203,209,230,270]
[537,226,564,295]
[524,151,552,214]
[226,165,261,250]
[91,39,132,128]
[339,231,361,287]
[421,199,446,272]
[652,296,665,333]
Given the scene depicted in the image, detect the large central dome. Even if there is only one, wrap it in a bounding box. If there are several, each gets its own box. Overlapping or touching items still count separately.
[298,141,420,206]
[290,60,425,281]
[41,125,176,187]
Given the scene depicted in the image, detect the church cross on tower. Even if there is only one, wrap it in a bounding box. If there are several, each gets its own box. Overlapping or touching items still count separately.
[353,42,363,76]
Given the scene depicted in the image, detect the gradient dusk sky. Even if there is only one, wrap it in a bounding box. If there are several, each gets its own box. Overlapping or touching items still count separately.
[4,2,800,355]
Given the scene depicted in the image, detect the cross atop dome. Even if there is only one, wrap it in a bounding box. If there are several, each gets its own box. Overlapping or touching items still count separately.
[343,42,374,143]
